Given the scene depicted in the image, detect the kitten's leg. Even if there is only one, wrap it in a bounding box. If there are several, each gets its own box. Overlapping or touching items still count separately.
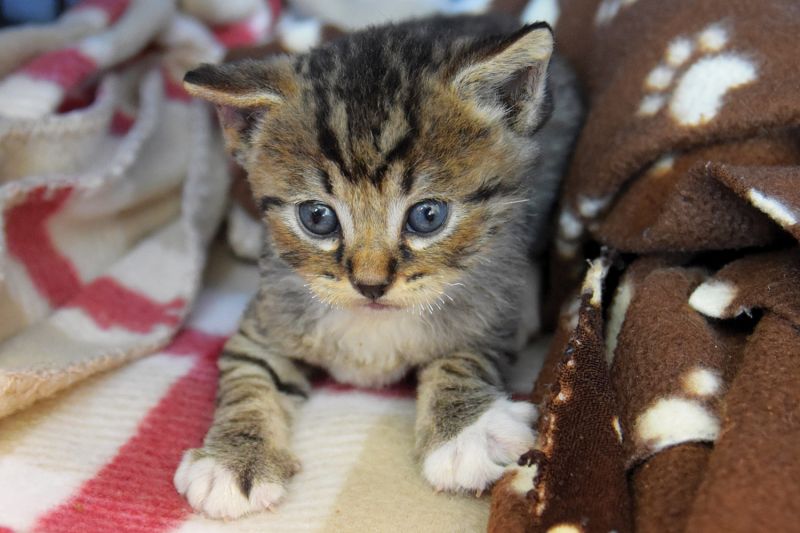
[174,329,309,519]
[415,352,537,493]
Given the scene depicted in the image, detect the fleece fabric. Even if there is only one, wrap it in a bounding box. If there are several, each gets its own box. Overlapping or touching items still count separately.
[488,0,800,532]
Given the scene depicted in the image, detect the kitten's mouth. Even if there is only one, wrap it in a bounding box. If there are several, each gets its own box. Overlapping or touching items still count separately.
[363,301,398,311]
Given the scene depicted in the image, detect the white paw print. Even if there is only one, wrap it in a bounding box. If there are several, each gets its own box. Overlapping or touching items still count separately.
[522,0,561,27]
[595,0,639,26]
[422,398,537,493]
[638,23,757,127]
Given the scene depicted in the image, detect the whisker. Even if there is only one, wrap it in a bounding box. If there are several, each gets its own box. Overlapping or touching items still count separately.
[500,199,530,206]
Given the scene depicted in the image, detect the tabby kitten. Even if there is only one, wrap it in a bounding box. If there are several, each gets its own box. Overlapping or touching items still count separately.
[175,14,581,519]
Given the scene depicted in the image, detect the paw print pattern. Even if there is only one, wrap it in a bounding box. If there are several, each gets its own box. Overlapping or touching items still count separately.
[638,23,758,127]
[522,0,561,27]
[595,0,639,26]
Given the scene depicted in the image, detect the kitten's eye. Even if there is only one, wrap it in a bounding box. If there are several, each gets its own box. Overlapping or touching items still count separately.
[406,200,448,235]
[298,201,339,236]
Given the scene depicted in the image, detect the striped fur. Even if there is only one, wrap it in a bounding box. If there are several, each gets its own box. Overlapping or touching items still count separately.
[178,13,582,518]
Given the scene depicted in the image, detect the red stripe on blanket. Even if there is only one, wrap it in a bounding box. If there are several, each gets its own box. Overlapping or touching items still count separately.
[166,329,227,356]
[66,278,185,333]
[58,83,98,113]
[21,49,97,91]
[73,0,131,24]
[6,187,188,332]
[5,187,83,306]
[110,110,135,135]
[267,0,282,22]
[212,0,281,48]
[212,19,262,48]
[162,70,192,102]
[0,526,15,533]
[35,329,226,533]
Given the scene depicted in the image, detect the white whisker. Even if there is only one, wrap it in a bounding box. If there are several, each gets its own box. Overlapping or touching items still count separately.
[500,199,529,206]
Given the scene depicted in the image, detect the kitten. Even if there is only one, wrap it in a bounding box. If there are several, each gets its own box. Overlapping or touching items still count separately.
[175,13,582,519]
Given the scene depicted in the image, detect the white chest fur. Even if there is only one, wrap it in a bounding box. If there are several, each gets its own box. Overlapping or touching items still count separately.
[301,308,439,387]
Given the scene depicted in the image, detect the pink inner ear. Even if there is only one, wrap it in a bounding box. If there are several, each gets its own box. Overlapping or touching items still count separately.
[217,105,252,131]
[214,103,265,156]
[216,104,247,131]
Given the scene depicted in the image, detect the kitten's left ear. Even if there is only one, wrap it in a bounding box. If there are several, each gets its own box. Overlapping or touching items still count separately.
[452,23,554,135]
[183,58,295,161]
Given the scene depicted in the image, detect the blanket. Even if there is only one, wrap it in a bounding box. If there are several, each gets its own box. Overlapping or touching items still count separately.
[3,0,797,532]
[488,0,800,532]
[0,1,550,532]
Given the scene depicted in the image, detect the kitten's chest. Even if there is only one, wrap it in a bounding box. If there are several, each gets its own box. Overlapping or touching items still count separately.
[299,310,439,387]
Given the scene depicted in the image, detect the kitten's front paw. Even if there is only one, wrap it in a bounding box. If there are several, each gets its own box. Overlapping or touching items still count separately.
[174,448,296,519]
[422,398,537,493]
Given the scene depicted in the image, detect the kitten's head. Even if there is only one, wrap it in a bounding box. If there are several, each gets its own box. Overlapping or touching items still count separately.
[185,17,553,312]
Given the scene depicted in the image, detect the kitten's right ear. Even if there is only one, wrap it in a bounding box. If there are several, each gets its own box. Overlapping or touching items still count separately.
[183,59,295,161]
[452,23,554,135]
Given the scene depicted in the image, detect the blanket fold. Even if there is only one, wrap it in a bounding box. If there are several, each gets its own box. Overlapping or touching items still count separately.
[491,258,632,533]
[0,0,234,418]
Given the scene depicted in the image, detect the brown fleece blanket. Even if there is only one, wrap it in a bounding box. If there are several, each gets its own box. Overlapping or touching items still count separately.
[489,0,800,532]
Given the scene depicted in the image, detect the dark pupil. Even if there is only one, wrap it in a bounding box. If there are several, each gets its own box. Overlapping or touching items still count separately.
[300,202,338,235]
[408,200,447,234]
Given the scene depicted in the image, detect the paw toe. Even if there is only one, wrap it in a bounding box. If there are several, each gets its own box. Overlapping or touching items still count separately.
[250,481,286,510]
[507,400,538,424]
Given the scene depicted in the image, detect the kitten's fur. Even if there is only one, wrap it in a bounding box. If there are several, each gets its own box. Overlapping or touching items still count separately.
[175,14,582,519]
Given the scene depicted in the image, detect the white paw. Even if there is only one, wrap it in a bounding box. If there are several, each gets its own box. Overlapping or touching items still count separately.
[422,398,537,493]
[637,22,757,127]
[174,450,286,519]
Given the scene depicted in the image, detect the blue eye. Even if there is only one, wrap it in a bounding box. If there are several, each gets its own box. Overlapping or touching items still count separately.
[298,201,339,236]
[406,200,448,234]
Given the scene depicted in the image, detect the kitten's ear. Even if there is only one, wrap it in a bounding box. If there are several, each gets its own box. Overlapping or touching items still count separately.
[452,23,553,135]
[183,58,295,160]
